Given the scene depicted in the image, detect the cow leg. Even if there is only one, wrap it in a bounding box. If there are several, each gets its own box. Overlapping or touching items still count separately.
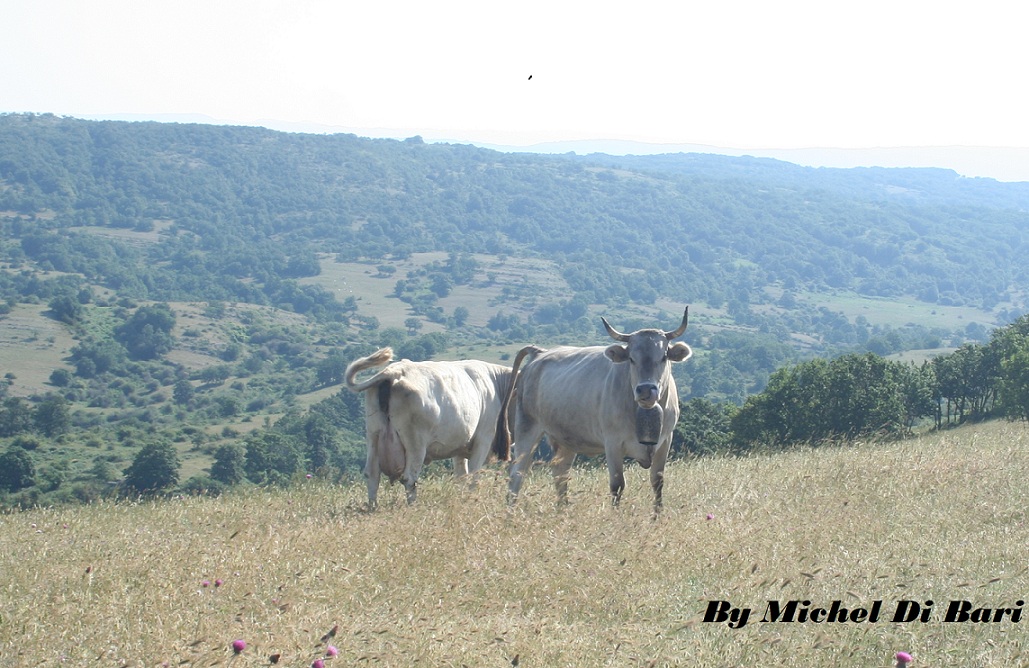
[461,428,493,490]
[453,456,481,491]
[606,456,626,506]
[649,444,670,510]
[365,455,381,510]
[401,451,424,505]
[550,444,576,505]
[364,427,383,510]
[507,422,543,504]
[397,435,427,506]
[507,448,535,503]
[454,456,470,477]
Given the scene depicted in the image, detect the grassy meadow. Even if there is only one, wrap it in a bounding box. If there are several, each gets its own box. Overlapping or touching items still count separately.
[2,420,1028,667]
[0,302,78,397]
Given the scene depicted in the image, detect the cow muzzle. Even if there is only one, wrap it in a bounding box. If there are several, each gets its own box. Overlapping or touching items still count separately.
[634,382,659,409]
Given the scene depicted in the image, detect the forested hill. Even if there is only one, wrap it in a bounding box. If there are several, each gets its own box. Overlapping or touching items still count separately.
[572,151,1029,211]
[2,112,1028,316]
[4,112,1029,507]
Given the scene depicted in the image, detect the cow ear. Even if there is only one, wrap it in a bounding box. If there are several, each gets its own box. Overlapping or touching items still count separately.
[604,344,629,363]
[667,342,693,362]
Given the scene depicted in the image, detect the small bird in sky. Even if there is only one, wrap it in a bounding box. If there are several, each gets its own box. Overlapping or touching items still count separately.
[528,75,532,80]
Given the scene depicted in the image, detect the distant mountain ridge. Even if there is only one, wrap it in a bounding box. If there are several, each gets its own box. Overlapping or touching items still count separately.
[1,112,1027,321]
[557,151,1029,212]
[468,139,1029,185]
[70,112,1029,183]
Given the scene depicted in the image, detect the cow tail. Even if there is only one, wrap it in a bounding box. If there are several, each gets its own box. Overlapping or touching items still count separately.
[493,345,546,462]
[345,347,394,392]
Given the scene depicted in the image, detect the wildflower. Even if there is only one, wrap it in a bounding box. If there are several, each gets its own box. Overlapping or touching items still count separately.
[705,513,714,520]
[306,473,313,479]
[202,580,211,587]
[895,651,913,667]
[326,645,339,657]
[312,660,325,668]
[215,579,223,587]
[232,639,246,654]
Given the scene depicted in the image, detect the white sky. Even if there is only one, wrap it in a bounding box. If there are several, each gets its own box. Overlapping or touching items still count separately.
[4,1,1029,179]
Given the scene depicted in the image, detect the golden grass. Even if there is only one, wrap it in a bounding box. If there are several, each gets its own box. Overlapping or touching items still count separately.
[2,421,1028,667]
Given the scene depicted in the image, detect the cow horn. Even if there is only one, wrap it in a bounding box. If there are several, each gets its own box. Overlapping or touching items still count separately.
[664,306,689,340]
[601,317,630,343]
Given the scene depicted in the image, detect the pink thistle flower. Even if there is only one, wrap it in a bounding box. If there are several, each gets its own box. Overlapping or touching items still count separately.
[705,513,715,520]
[214,579,223,587]
[201,580,211,587]
[312,660,325,668]
[895,651,913,667]
[232,639,246,654]
[326,645,338,657]
[306,473,313,479]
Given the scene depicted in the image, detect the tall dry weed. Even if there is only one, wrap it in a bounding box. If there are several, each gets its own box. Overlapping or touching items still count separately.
[2,421,1027,666]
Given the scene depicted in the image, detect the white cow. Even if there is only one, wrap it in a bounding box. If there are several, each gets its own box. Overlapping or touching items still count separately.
[502,308,693,507]
[345,347,514,507]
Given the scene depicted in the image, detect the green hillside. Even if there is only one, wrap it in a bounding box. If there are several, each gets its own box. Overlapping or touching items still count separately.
[1,112,1028,507]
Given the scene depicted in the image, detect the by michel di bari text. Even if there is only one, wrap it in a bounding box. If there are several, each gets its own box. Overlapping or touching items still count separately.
[703,599,1025,629]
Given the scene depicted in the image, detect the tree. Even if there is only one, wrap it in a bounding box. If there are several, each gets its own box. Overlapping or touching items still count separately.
[303,413,342,473]
[429,273,453,298]
[998,340,1029,422]
[173,379,195,405]
[673,398,735,457]
[316,354,350,386]
[197,365,232,385]
[210,443,247,485]
[0,446,36,492]
[48,294,84,324]
[991,315,1029,422]
[0,397,34,437]
[244,432,305,484]
[731,353,924,450]
[115,303,176,360]
[899,362,938,428]
[49,368,73,387]
[933,343,999,425]
[34,394,70,437]
[70,339,127,377]
[123,441,181,494]
[89,457,117,483]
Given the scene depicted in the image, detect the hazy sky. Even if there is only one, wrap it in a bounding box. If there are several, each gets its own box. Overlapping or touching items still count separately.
[4,1,1028,177]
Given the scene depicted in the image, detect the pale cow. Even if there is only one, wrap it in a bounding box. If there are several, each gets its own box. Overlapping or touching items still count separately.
[502,308,693,507]
[345,347,514,507]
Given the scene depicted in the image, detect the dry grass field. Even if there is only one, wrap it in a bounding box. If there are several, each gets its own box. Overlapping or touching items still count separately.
[0,303,77,396]
[299,252,575,333]
[2,420,1028,667]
